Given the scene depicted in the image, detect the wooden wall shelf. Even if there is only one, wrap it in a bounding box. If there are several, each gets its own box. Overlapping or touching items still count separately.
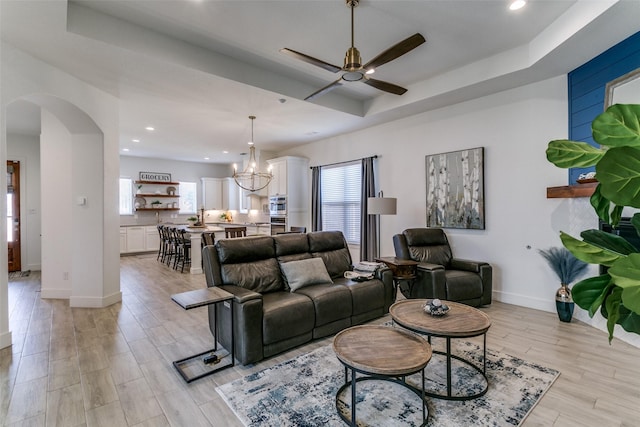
[547,182,597,198]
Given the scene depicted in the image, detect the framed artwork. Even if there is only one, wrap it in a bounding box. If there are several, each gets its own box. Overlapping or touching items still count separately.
[425,147,485,229]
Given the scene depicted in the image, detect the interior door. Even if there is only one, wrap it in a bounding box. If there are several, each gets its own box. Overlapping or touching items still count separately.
[7,161,21,272]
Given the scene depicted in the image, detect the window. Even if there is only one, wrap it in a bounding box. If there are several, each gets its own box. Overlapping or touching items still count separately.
[179,181,197,214]
[119,178,133,215]
[321,162,361,244]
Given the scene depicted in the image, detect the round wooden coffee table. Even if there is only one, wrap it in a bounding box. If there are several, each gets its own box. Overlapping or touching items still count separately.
[390,299,491,401]
[333,325,432,426]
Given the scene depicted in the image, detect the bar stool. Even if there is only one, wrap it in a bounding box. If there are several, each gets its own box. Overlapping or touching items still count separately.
[173,228,191,273]
[201,232,215,268]
[225,227,247,238]
[163,227,177,266]
[156,225,165,261]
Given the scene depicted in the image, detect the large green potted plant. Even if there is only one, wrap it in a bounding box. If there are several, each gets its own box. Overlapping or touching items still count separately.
[546,103,640,342]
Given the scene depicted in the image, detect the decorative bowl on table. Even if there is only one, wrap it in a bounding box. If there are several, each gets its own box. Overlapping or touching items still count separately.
[423,299,450,317]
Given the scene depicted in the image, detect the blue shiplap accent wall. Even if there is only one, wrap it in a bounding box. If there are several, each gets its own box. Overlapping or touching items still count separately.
[568,31,640,184]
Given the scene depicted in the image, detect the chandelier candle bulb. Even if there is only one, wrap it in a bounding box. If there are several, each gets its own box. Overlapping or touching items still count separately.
[233,116,273,192]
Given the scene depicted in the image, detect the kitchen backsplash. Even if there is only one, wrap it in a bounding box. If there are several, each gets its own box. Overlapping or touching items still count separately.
[120,209,270,226]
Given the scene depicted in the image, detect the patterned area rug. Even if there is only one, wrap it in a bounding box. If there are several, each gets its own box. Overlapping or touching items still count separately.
[217,340,559,427]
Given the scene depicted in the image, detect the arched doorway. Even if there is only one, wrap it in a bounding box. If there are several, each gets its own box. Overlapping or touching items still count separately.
[1,94,121,349]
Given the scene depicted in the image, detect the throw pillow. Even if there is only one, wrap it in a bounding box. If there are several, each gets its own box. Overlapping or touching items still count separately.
[280,257,333,292]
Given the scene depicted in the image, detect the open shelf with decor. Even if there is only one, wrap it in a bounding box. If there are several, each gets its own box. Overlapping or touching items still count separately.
[546,182,597,198]
[134,179,180,210]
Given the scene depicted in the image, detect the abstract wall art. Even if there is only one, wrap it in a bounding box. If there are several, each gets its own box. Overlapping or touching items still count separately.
[426,147,484,229]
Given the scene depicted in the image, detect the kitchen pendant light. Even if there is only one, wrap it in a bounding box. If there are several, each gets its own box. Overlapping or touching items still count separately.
[233,116,273,192]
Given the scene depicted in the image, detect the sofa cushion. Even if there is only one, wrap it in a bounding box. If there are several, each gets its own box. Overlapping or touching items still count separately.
[262,292,315,345]
[308,231,352,279]
[296,283,352,326]
[220,258,284,293]
[280,257,333,292]
[274,233,310,256]
[216,236,275,263]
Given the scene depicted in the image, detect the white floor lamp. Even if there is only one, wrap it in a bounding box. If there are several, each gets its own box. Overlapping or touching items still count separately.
[368,192,397,258]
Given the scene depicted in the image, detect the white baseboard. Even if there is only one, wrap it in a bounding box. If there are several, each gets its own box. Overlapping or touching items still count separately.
[70,291,122,308]
[492,290,555,313]
[40,288,72,299]
[0,330,12,349]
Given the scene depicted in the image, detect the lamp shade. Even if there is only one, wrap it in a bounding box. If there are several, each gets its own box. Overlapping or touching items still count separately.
[368,197,397,215]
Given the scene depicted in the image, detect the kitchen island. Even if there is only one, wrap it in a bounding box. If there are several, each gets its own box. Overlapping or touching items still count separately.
[181,223,270,274]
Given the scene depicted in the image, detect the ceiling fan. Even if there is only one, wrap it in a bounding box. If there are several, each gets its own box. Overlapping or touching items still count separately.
[280,0,426,101]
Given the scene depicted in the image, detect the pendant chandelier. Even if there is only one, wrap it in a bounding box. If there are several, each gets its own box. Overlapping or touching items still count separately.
[233,115,273,192]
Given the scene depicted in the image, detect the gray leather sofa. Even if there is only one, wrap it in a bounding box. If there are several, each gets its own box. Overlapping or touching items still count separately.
[393,228,492,307]
[203,231,395,365]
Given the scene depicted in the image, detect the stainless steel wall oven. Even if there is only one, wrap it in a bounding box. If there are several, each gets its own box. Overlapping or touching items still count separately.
[270,216,287,235]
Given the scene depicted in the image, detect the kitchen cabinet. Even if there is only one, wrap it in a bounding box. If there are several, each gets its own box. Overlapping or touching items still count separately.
[145,226,160,251]
[267,159,287,196]
[266,156,310,230]
[223,178,240,211]
[120,225,160,254]
[239,191,264,213]
[119,228,127,253]
[202,178,223,210]
[125,226,146,252]
[135,181,180,211]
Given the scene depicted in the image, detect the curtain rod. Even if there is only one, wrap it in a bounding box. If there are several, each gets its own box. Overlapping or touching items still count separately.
[310,155,378,169]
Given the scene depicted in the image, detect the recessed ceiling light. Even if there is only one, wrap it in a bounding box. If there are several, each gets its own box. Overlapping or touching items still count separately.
[122,148,130,152]
[145,126,155,131]
[509,0,526,11]
[204,157,210,160]
[223,150,229,154]
[132,139,140,142]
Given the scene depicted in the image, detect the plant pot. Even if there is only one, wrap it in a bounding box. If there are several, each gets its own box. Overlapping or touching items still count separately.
[555,283,574,322]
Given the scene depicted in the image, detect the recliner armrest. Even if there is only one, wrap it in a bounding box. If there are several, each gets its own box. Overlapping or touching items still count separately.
[417,262,445,272]
[218,284,262,304]
[450,258,488,273]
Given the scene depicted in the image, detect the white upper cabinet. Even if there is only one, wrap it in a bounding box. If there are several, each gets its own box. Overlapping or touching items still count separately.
[201,178,223,210]
[223,177,240,211]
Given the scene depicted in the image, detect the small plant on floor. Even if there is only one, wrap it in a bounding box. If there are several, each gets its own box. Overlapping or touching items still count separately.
[538,247,588,323]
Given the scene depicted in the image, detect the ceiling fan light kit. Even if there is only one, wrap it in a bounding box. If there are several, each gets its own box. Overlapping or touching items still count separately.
[232,116,273,193]
[280,0,426,101]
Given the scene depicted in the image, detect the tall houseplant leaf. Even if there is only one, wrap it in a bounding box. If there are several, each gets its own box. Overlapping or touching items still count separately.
[596,146,640,208]
[546,140,604,168]
[592,104,640,147]
[546,104,640,342]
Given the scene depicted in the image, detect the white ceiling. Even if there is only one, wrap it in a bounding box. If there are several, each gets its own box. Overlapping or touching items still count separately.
[2,0,639,164]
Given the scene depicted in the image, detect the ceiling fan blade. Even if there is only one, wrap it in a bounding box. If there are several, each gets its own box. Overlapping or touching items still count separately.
[305,78,343,101]
[363,77,407,95]
[280,48,342,73]
[363,33,426,71]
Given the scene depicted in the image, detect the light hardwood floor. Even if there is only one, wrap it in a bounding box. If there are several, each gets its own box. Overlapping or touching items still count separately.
[2,253,640,426]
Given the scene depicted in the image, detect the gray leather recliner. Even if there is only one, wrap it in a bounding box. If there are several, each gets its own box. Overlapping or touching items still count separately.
[393,228,492,307]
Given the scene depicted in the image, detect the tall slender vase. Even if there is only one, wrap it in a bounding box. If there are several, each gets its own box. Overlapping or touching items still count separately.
[555,283,574,322]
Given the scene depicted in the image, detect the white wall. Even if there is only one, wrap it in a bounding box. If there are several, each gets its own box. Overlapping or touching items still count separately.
[7,133,41,271]
[283,76,571,311]
[282,75,640,347]
[1,42,121,349]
